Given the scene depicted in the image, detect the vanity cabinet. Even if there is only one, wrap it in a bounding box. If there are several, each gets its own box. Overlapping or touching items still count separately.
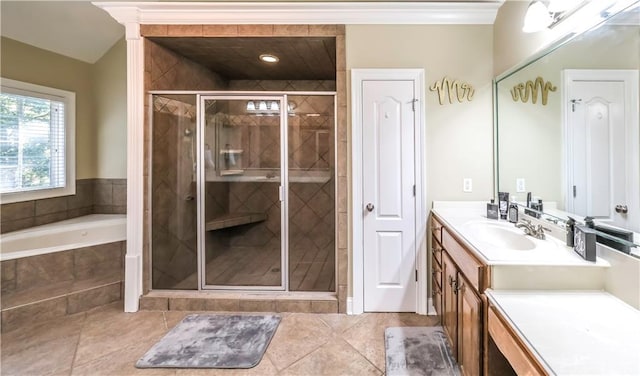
[431,216,444,317]
[432,213,488,376]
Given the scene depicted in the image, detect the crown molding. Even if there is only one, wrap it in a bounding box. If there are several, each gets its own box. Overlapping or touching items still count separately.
[94,1,504,25]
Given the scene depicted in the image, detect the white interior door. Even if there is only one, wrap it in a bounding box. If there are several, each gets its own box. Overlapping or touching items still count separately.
[362,79,417,312]
[565,69,639,231]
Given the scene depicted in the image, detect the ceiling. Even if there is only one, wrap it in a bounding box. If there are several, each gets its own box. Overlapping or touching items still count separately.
[149,37,336,80]
[1,1,124,64]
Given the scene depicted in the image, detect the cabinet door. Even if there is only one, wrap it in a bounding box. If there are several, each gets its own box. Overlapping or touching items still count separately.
[442,252,458,358]
[457,274,483,376]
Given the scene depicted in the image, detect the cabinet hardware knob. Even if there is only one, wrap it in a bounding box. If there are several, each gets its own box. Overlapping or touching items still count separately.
[615,205,628,214]
[366,203,374,212]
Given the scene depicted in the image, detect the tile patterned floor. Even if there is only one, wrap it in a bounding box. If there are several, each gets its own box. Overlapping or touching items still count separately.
[1,300,440,376]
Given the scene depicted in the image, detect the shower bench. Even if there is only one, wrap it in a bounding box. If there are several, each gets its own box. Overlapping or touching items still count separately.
[205,213,267,231]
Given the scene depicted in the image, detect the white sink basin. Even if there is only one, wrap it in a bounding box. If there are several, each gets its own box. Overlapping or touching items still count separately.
[465,222,536,251]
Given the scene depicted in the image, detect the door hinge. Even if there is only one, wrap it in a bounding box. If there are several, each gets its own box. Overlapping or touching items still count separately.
[415,269,418,282]
[413,185,416,197]
[573,185,577,198]
[570,98,582,112]
[411,98,418,112]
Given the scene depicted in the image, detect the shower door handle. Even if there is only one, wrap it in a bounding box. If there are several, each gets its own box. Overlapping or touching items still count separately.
[366,203,374,212]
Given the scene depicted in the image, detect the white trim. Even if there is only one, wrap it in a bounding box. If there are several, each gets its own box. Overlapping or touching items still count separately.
[347,297,354,315]
[124,25,144,313]
[93,1,503,25]
[351,68,427,314]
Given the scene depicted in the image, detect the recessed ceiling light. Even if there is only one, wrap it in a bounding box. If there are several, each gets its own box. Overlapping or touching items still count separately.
[259,54,279,63]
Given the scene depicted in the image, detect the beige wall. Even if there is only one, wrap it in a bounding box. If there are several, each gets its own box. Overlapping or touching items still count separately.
[92,38,127,178]
[346,24,495,210]
[1,37,97,179]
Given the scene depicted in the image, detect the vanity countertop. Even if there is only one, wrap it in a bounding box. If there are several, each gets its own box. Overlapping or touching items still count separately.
[432,202,610,267]
[486,289,640,375]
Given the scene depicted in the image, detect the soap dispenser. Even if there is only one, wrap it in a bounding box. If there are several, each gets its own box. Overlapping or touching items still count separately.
[508,197,519,223]
[486,199,499,220]
[565,217,576,247]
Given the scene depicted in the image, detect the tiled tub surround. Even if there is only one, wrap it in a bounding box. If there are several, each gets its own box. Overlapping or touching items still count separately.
[1,241,126,332]
[1,215,127,332]
[0,178,127,234]
[143,25,348,312]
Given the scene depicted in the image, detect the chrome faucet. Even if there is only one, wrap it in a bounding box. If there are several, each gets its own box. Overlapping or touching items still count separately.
[515,219,547,240]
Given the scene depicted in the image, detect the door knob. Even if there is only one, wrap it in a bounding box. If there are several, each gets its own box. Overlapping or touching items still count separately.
[615,205,628,214]
[366,203,374,212]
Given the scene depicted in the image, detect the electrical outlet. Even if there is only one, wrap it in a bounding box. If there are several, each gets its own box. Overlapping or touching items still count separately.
[463,178,473,193]
[516,178,526,193]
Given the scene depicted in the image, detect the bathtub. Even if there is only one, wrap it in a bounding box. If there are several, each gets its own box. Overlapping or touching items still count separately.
[0,214,127,261]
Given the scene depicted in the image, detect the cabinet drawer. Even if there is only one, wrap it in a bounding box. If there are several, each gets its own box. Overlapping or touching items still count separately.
[442,228,486,291]
[431,215,444,243]
[488,306,547,376]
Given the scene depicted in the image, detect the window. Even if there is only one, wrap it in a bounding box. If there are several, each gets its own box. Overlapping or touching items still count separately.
[0,78,75,203]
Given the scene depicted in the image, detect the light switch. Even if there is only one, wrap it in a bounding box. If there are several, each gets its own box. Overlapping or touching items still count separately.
[516,178,526,193]
[463,178,472,192]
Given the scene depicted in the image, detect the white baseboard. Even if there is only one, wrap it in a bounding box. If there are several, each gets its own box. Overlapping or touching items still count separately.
[347,297,354,315]
[426,298,437,316]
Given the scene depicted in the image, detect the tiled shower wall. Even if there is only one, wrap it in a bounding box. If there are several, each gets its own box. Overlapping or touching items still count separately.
[0,179,126,234]
[146,40,228,289]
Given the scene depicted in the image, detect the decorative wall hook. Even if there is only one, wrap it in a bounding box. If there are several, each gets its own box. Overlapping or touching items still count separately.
[511,77,557,105]
[429,77,475,105]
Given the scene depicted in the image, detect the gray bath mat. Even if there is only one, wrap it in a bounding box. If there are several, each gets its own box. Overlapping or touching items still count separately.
[136,314,281,369]
[385,327,460,376]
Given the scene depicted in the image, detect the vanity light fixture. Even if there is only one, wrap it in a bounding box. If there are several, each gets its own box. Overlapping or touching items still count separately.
[259,54,279,63]
[246,101,256,111]
[270,101,279,111]
[258,101,268,111]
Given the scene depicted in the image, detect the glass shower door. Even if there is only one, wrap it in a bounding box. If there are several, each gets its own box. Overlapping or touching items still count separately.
[199,96,285,290]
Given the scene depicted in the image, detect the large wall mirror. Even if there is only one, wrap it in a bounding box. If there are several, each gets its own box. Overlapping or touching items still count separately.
[495,1,640,257]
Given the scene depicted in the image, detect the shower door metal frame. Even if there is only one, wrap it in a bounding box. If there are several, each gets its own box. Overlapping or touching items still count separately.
[197,94,289,291]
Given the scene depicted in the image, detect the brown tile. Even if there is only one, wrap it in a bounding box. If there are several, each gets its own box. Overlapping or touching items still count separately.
[336,35,346,71]
[311,300,338,314]
[273,25,309,36]
[1,217,35,233]
[203,25,238,36]
[1,201,35,221]
[336,70,347,107]
[337,140,347,177]
[265,313,333,371]
[16,251,74,290]
[337,213,348,249]
[238,25,273,36]
[167,25,203,36]
[337,108,347,142]
[93,205,114,214]
[35,197,68,216]
[175,355,279,375]
[73,304,166,366]
[338,284,347,314]
[35,211,69,226]
[113,183,127,206]
[1,334,80,376]
[204,298,240,311]
[338,248,348,286]
[67,283,122,314]
[71,340,176,376]
[317,313,365,333]
[238,299,276,312]
[94,181,113,206]
[1,259,17,293]
[280,335,381,376]
[169,298,206,311]
[1,296,67,333]
[74,242,123,280]
[276,300,312,313]
[140,24,168,36]
[309,25,338,36]
[139,296,169,311]
[336,25,346,35]
[67,181,94,210]
[2,280,72,310]
[1,311,86,356]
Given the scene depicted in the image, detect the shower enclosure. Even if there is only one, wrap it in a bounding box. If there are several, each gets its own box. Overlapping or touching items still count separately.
[151,92,336,292]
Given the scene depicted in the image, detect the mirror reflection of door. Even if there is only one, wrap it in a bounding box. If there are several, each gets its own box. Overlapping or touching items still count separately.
[565,69,640,232]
